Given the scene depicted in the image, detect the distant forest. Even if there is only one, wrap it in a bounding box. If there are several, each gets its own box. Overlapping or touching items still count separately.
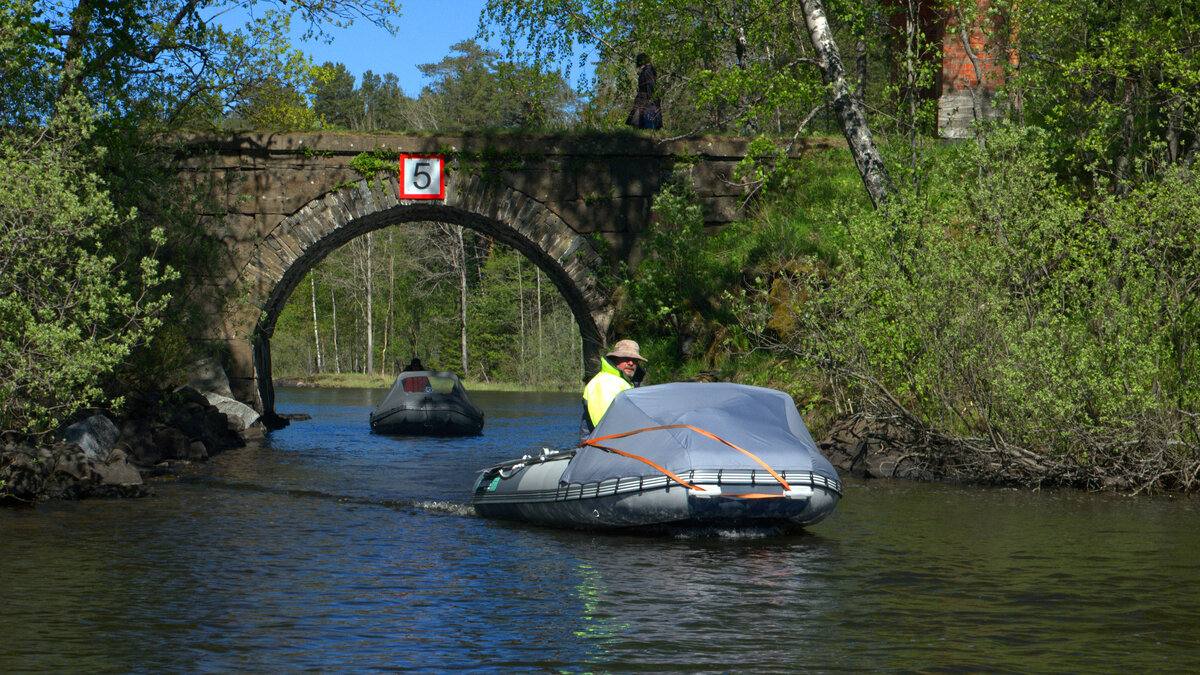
[271,222,583,386]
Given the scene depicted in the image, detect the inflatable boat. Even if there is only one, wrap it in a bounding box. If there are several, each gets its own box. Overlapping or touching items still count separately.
[472,382,841,531]
[370,371,484,436]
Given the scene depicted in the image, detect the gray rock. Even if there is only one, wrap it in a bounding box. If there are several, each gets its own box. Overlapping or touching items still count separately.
[202,392,261,432]
[93,448,143,486]
[187,440,209,461]
[58,415,119,461]
[117,419,162,465]
[152,425,189,460]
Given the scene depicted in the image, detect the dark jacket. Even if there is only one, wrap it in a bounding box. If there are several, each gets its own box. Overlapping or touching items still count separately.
[626,64,662,129]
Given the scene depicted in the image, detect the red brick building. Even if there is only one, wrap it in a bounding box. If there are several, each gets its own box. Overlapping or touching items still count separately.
[890,0,1018,138]
[938,0,1018,138]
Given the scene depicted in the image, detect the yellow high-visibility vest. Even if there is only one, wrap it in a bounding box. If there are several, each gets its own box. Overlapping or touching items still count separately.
[583,358,632,426]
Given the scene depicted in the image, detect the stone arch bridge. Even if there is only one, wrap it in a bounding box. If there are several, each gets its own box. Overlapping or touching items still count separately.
[180,131,841,422]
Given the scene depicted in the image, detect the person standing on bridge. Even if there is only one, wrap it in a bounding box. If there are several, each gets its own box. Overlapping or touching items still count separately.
[625,54,663,130]
[580,339,648,444]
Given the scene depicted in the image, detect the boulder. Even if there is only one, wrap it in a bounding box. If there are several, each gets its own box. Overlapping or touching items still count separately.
[58,415,120,461]
[91,448,143,487]
[187,440,209,461]
[1,441,145,503]
[3,373,258,503]
[117,418,163,465]
[0,445,54,503]
[152,425,190,461]
[181,357,263,437]
[202,392,261,432]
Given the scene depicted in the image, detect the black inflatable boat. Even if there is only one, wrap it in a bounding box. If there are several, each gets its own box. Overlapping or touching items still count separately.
[370,371,484,436]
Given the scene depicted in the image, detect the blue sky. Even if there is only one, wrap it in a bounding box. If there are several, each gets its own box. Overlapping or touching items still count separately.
[290,0,491,96]
[275,1,591,97]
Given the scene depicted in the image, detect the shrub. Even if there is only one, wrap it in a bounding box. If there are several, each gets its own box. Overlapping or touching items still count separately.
[748,124,1200,459]
[0,101,173,436]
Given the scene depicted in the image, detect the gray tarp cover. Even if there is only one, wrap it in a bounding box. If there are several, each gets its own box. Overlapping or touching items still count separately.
[564,382,838,485]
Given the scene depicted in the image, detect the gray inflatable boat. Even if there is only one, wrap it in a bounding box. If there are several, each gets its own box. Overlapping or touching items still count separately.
[472,382,841,531]
[370,371,484,436]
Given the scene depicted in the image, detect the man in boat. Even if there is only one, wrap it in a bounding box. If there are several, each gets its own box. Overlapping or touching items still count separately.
[401,357,430,392]
[579,339,647,444]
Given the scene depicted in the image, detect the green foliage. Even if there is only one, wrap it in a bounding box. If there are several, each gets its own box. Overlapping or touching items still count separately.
[736,148,872,269]
[0,0,410,439]
[481,0,832,132]
[745,123,1200,456]
[619,178,738,366]
[312,63,413,131]
[413,39,577,130]
[1005,0,1200,188]
[612,148,868,375]
[312,62,360,127]
[351,149,401,177]
[270,224,583,388]
[0,100,173,435]
[0,0,54,126]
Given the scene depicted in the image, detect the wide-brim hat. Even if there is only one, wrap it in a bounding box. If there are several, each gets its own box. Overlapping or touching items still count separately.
[606,339,647,362]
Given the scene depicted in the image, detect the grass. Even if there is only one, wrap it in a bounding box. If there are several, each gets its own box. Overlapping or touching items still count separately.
[274,372,579,392]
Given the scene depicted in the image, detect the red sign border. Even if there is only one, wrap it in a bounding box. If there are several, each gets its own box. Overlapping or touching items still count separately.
[398,153,445,200]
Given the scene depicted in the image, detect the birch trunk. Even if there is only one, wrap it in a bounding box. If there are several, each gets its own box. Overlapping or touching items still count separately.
[383,229,394,375]
[457,227,469,376]
[365,232,374,375]
[331,287,341,374]
[536,269,543,385]
[517,256,525,383]
[800,0,894,207]
[310,274,323,373]
[1114,78,1138,196]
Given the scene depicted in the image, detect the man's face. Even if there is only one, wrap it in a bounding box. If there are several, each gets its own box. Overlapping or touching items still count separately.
[614,358,638,378]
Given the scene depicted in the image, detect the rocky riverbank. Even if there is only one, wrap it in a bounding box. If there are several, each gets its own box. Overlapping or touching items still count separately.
[818,413,1200,494]
[0,359,263,505]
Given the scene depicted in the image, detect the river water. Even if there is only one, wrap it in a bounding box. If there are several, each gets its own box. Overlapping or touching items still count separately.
[2,387,1198,673]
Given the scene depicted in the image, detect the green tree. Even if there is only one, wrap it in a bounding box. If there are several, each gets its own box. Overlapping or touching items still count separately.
[0,100,173,435]
[413,39,575,130]
[482,0,892,203]
[0,0,403,437]
[742,125,1200,479]
[1007,0,1200,191]
[312,61,359,128]
[270,223,583,387]
[359,70,411,130]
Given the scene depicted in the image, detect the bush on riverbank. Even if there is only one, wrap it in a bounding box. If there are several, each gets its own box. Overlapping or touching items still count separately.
[657,126,1200,493]
[0,102,175,438]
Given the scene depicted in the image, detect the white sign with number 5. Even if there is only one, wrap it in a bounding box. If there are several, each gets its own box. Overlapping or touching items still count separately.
[399,154,445,199]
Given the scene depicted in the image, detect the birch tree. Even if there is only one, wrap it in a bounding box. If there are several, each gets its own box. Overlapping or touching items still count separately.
[310,272,323,372]
[799,0,893,206]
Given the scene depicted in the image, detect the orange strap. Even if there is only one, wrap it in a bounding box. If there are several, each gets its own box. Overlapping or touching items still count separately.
[582,424,792,493]
[584,442,704,491]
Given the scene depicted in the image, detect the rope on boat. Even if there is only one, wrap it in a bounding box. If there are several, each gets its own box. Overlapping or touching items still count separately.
[580,424,793,495]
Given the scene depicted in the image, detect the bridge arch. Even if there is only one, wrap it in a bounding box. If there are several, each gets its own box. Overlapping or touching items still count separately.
[183,131,843,412]
[238,171,612,420]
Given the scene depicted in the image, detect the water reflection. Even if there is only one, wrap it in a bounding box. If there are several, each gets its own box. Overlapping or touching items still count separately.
[1,388,1198,673]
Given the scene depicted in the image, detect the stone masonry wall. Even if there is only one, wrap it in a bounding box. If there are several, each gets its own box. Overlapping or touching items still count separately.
[176,131,845,412]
